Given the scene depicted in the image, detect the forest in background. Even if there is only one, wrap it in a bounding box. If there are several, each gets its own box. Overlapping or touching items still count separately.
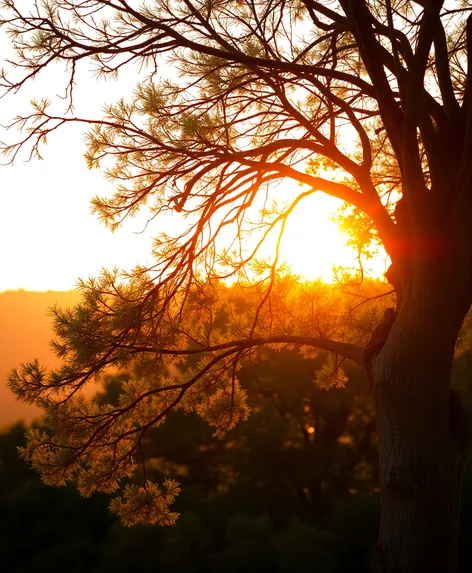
[1,288,472,572]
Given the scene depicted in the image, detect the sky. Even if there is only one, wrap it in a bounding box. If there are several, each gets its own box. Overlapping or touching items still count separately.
[0,130,156,291]
[0,31,387,293]
[0,34,161,291]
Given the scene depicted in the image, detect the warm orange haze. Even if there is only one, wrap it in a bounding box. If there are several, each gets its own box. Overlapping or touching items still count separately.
[0,63,387,423]
[0,174,385,420]
[0,290,80,426]
[3,1,472,571]
[0,141,386,419]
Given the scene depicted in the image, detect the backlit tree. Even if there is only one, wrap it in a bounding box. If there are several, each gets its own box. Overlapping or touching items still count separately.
[2,1,472,571]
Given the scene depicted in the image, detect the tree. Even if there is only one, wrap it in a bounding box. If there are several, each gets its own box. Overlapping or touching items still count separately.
[2,0,472,571]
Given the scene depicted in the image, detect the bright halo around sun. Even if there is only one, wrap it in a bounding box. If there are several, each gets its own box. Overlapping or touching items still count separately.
[260,193,388,282]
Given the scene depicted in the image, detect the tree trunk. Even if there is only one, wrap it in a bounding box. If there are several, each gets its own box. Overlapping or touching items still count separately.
[370,277,472,573]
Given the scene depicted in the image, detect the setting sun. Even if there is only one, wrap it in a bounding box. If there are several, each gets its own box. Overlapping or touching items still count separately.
[2,2,472,570]
[0,21,389,293]
[275,193,387,281]
[0,135,387,292]
[248,190,388,284]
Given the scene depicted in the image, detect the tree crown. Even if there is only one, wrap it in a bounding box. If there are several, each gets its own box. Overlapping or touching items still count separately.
[2,0,472,523]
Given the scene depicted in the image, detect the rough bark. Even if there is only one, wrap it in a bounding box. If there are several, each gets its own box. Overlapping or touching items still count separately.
[369,275,472,573]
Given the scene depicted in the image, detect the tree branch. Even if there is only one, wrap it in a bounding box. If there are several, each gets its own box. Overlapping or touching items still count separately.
[402,0,444,197]
[434,21,460,120]
[123,334,364,365]
[456,14,472,195]
[338,0,403,157]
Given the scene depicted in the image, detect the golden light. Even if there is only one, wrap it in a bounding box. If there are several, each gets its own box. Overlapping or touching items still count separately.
[257,192,388,282]
[0,34,388,292]
[0,153,387,292]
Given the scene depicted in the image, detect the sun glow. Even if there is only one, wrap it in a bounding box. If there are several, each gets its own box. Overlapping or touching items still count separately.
[0,32,388,293]
[0,147,388,292]
[0,72,386,292]
[256,193,388,283]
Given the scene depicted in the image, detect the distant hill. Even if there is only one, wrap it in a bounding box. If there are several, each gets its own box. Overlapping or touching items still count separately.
[0,290,81,428]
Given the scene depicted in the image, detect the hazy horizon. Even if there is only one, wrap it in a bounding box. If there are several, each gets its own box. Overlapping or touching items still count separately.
[0,289,81,428]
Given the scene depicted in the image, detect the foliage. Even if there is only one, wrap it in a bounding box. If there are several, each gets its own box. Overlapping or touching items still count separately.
[0,351,379,572]
[8,278,390,522]
[2,0,472,538]
[3,345,472,571]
